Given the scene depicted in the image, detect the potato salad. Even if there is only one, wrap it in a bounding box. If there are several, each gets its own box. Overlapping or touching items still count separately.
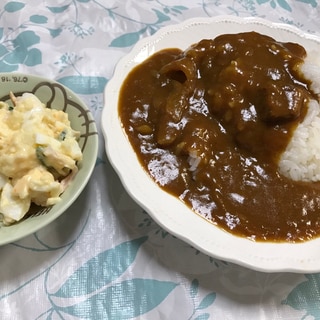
[0,92,82,225]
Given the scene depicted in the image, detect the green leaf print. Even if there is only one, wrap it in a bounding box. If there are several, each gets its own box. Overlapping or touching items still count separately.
[24,48,42,66]
[56,279,178,319]
[190,279,199,299]
[256,0,292,10]
[297,0,317,7]
[153,9,171,23]
[12,30,40,49]
[29,15,48,24]
[197,292,217,310]
[0,44,8,56]
[110,29,147,47]
[52,236,148,298]
[49,28,63,38]
[277,0,292,11]
[283,274,320,319]
[195,314,210,320]
[4,1,25,12]
[57,76,108,94]
[46,4,70,13]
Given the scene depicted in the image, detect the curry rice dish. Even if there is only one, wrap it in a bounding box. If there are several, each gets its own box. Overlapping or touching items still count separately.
[119,31,320,242]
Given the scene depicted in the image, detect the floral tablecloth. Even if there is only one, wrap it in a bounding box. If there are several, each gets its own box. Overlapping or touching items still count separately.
[0,1,320,319]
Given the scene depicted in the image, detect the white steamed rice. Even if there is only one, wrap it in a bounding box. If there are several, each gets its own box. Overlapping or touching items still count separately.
[278,53,320,182]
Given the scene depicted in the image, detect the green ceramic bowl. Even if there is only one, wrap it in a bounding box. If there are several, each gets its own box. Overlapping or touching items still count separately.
[0,73,98,245]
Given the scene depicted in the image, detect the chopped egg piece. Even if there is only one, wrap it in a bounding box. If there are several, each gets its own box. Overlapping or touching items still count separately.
[0,183,31,224]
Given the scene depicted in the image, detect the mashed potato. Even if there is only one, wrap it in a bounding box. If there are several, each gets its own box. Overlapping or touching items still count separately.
[0,92,82,225]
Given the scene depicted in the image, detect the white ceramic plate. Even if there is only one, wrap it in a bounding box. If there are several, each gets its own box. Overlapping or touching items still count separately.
[102,16,320,273]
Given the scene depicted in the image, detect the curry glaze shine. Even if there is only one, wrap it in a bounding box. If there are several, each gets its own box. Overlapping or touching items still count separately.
[119,32,320,242]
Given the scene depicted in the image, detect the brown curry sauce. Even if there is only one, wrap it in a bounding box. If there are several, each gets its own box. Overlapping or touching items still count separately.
[119,32,320,242]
